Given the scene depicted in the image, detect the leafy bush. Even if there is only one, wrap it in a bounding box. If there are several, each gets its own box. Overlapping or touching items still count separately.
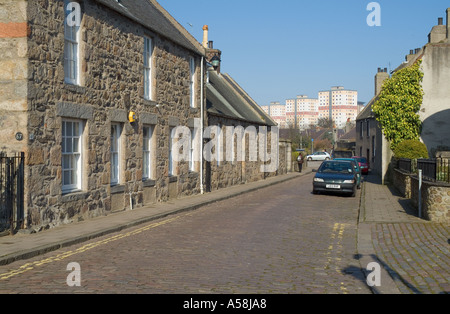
[373,60,424,151]
[393,140,429,159]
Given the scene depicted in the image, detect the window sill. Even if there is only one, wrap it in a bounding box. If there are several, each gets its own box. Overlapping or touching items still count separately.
[143,179,156,187]
[188,171,199,178]
[63,83,86,95]
[168,176,178,183]
[110,184,125,194]
[143,99,158,107]
[61,190,89,203]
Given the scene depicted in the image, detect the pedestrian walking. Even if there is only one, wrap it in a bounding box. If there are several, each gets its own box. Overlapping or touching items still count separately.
[297,153,304,173]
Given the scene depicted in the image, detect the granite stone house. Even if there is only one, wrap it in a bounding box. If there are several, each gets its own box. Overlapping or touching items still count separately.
[202,37,284,192]
[1,0,208,230]
[0,0,284,232]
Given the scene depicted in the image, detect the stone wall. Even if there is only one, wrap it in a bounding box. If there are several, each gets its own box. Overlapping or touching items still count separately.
[206,114,265,191]
[0,0,28,154]
[393,168,412,198]
[393,168,450,223]
[411,177,450,223]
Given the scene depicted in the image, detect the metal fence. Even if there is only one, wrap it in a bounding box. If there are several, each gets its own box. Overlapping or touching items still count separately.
[398,158,416,173]
[397,158,450,184]
[0,152,25,235]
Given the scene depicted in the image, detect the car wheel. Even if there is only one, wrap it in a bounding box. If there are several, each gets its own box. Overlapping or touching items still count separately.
[313,189,318,195]
[308,158,312,161]
[325,157,330,160]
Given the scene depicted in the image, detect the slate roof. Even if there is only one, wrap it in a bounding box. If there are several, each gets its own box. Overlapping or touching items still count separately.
[356,96,378,120]
[94,0,205,56]
[206,70,276,126]
[340,127,356,141]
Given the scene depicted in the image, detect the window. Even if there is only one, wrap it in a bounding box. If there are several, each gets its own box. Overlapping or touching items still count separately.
[189,57,196,108]
[144,37,153,100]
[111,124,122,185]
[62,120,83,192]
[372,136,376,160]
[64,0,80,85]
[366,120,370,138]
[143,126,154,180]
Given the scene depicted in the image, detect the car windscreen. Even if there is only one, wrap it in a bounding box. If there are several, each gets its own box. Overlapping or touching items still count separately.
[318,162,354,174]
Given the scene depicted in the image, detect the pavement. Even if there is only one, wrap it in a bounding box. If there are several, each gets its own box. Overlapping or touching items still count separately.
[0,166,449,294]
[358,174,449,294]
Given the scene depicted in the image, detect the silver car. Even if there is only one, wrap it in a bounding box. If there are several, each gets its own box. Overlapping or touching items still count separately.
[306,152,331,161]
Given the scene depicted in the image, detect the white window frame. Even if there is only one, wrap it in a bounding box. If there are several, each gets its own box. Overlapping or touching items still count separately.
[64,0,80,85]
[111,123,122,186]
[216,124,222,167]
[144,36,153,100]
[189,56,196,108]
[190,128,197,172]
[169,127,176,176]
[143,125,154,180]
[62,119,83,193]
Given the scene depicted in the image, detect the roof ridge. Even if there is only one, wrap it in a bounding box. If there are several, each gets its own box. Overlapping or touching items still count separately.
[148,0,205,56]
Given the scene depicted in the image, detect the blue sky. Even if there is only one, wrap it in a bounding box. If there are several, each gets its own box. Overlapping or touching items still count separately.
[158,0,449,106]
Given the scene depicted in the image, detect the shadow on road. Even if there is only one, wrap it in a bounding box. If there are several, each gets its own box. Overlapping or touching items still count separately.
[342,254,423,294]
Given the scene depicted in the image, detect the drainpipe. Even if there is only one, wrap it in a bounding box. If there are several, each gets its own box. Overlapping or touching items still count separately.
[200,56,204,194]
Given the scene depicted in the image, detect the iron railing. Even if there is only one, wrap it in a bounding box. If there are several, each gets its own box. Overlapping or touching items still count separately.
[397,158,450,184]
[0,152,25,235]
[398,158,414,173]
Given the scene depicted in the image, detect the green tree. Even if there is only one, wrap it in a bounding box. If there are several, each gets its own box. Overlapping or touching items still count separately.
[372,60,424,151]
[317,118,334,129]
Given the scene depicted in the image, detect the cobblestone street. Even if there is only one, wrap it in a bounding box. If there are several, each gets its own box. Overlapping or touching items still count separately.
[0,173,371,294]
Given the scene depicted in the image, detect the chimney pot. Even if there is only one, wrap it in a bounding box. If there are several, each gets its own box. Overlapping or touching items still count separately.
[202,25,209,49]
[208,41,213,49]
[410,49,414,54]
[438,17,443,25]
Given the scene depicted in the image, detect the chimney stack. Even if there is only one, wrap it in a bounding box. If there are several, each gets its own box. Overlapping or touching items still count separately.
[428,16,447,44]
[447,8,450,39]
[202,25,209,48]
[375,67,389,96]
[203,26,222,73]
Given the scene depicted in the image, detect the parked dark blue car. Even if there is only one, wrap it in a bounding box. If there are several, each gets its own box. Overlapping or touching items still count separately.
[312,160,358,197]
